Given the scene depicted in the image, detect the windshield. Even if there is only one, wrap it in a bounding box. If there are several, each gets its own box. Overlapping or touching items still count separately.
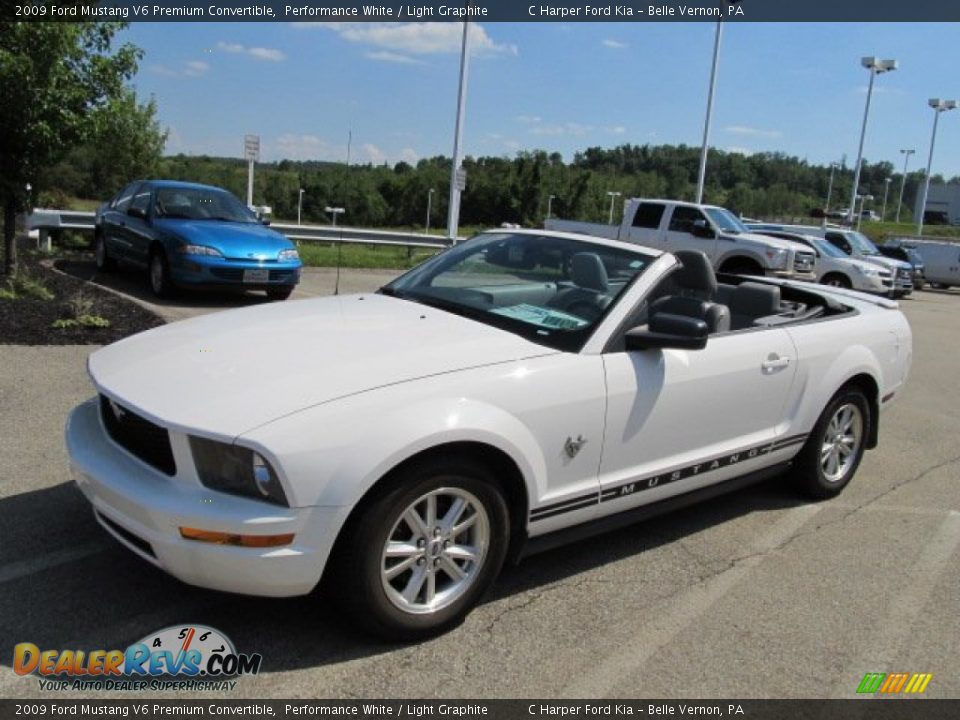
[704,208,748,234]
[381,233,656,352]
[848,232,882,256]
[809,237,848,259]
[155,187,256,223]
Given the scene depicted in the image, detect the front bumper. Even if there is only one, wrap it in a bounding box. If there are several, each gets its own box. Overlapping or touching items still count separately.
[170,254,302,288]
[66,398,344,597]
[771,270,816,282]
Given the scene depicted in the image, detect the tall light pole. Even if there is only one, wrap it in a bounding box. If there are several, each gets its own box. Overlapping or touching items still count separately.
[425,188,435,234]
[546,194,556,221]
[825,161,839,216]
[917,99,957,236]
[606,191,622,225]
[849,56,898,227]
[297,188,305,225]
[447,20,472,241]
[855,194,873,231]
[895,148,915,223]
[696,21,723,204]
[881,178,892,221]
[325,206,345,227]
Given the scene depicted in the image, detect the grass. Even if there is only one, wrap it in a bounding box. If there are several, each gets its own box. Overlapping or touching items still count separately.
[860,221,960,244]
[296,242,441,270]
[0,272,55,301]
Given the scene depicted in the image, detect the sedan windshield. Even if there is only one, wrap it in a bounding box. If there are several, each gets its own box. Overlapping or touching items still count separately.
[808,237,848,259]
[155,187,256,223]
[705,208,749,234]
[848,232,882,256]
[381,233,656,351]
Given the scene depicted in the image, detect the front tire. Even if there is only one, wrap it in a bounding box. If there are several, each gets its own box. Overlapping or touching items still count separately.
[149,250,175,298]
[791,387,871,499]
[331,458,510,640]
[266,285,294,301]
[94,234,117,272]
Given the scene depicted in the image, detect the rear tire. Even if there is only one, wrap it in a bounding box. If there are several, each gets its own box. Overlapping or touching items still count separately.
[790,387,871,500]
[330,457,510,640]
[94,234,117,272]
[149,250,175,299]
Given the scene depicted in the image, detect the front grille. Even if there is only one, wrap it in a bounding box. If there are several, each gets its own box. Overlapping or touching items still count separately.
[793,252,815,273]
[96,511,156,558]
[99,395,176,476]
[209,268,243,281]
[269,269,296,282]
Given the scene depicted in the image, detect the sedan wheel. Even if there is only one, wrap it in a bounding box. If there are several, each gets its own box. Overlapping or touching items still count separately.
[149,252,174,298]
[331,458,509,639]
[94,235,116,272]
[791,388,870,499]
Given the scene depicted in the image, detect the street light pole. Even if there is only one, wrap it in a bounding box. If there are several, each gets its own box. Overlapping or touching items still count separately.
[849,56,898,227]
[447,19,472,241]
[546,194,556,221]
[607,191,622,225]
[895,148,915,223]
[881,178,892,221]
[917,99,957,236]
[825,161,839,217]
[297,188,304,226]
[426,188,435,234]
[696,20,723,205]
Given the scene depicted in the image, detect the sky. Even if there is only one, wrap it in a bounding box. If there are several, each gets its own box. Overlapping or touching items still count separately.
[124,21,960,177]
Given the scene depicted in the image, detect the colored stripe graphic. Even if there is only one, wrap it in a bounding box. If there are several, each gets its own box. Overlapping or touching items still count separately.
[857,672,933,694]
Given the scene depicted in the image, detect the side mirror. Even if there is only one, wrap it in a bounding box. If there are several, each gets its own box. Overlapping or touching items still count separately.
[691,219,715,239]
[625,313,708,351]
[127,206,147,221]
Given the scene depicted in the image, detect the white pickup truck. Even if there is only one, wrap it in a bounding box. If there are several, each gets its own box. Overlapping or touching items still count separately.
[546,199,817,280]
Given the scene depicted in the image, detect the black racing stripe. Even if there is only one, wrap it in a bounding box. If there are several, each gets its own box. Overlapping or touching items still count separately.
[529,497,599,521]
[771,433,808,449]
[530,491,599,517]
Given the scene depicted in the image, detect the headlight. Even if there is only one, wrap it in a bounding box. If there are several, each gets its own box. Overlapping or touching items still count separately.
[765,249,788,269]
[189,436,288,506]
[855,265,881,277]
[178,244,223,257]
[278,249,299,261]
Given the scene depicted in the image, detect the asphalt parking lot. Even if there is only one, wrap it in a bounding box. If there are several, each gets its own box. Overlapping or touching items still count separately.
[1,278,958,700]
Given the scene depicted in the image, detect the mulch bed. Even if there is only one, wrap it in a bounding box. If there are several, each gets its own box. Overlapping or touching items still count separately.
[0,251,165,345]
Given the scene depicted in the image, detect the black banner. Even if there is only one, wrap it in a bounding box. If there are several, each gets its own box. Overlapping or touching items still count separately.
[5,0,960,23]
[1,700,960,719]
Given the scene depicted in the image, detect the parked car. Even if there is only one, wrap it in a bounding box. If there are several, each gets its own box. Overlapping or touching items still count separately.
[896,240,960,289]
[754,230,894,294]
[746,223,913,298]
[546,199,817,280]
[67,230,912,638]
[94,180,302,300]
[878,244,926,290]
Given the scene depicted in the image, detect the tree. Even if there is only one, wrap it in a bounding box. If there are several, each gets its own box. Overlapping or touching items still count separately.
[0,19,141,275]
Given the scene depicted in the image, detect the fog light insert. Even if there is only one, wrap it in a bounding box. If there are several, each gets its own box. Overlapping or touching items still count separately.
[179,527,295,547]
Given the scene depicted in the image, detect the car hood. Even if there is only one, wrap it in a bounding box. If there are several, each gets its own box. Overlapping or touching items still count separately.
[858,255,911,272]
[842,256,892,274]
[87,294,555,438]
[153,218,293,259]
[726,232,812,255]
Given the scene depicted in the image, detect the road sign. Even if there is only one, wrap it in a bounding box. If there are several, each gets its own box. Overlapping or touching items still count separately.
[455,166,467,192]
[244,135,260,162]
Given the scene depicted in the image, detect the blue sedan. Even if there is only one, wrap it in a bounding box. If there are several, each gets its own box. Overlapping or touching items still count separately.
[94,180,302,300]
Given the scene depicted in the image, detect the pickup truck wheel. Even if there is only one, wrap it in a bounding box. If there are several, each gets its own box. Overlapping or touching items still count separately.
[791,388,870,500]
[332,458,509,640]
[149,250,175,299]
[821,273,851,289]
[94,235,117,272]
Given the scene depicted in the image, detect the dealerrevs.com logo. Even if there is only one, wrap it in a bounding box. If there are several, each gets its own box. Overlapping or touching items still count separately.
[13,625,262,692]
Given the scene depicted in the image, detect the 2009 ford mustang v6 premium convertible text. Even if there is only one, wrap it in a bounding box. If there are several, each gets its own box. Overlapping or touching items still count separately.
[66,230,912,638]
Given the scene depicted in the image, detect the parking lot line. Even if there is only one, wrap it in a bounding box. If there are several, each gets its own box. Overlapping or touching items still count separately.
[566,504,823,698]
[830,510,960,697]
[0,541,110,585]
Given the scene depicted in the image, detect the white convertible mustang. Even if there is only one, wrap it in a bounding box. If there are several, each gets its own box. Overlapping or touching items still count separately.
[66,230,912,638]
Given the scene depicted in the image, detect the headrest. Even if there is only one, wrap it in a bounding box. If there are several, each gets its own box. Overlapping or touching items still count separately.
[570,253,609,293]
[673,250,718,295]
[730,281,782,316]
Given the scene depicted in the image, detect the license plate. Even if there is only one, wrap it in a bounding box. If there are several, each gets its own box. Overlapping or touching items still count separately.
[243,268,269,283]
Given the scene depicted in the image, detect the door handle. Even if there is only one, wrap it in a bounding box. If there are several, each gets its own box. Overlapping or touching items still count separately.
[762,355,791,373]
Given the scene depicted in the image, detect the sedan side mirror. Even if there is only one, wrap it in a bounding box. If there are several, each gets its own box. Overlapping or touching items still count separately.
[127,206,148,221]
[625,313,709,351]
[691,220,715,239]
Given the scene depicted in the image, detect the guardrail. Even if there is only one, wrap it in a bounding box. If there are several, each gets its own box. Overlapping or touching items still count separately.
[882,232,960,245]
[26,208,457,252]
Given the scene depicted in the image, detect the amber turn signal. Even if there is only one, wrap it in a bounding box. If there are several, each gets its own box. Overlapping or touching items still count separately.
[179,527,295,547]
